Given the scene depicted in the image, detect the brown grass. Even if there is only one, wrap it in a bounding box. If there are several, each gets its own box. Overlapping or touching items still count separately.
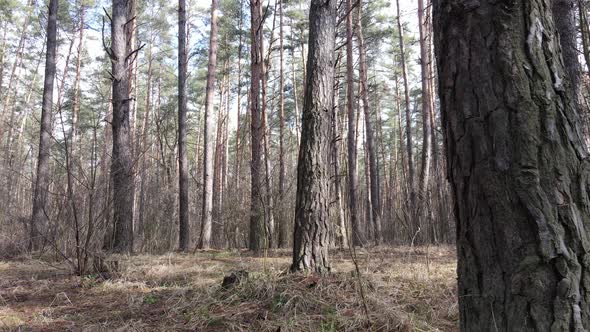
[0,246,458,331]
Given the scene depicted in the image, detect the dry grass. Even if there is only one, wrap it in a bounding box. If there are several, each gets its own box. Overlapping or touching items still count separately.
[0,246,458,331]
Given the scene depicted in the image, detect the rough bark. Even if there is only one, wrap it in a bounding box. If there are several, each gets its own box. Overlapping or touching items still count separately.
[109,0,135,253]
[30,0,58,251]
[346,0,361,247]
[198,0,219,250]
[249,0,266,252]
[552,0,580,98]
[178,0,190,251]
[435,0,590,329]
[291,0,337,274]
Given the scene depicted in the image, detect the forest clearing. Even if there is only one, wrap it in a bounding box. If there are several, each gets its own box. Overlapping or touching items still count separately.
[2,0,590,328]
[0,247,456,331]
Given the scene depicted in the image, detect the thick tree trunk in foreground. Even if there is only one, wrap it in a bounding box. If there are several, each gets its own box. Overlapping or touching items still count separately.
[30,0,58,251]
[435,0,590,329]
[178,0,190,251]
[249,0,266,252]
[110,0,134,253]
[198,0,219,250]
[291,0,336,274]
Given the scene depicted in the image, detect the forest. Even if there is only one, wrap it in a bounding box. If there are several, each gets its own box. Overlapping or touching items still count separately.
[1,0,590,330]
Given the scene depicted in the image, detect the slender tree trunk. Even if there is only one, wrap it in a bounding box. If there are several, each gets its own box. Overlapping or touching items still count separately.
[580,1,590,82]
[1,1,31,145]
[291,0,337,274]
[552,0,580,98]
[260,8,276,249]
[435,0,590,329]
[30,0,58,251]
[291,21,301,146]
[138,32,153,250]
[234,3,244,191]
[277,0,288,248]
[356,2,382,245]
[416,0,433,243]
[0,21,8,92]
[109,0,135,253]
[198,0,219,250]
[332,67,348,249]
[178,0,190,251]
[395,0,415,218]
[249,0,266,252]
[71,1,85,168]
[346,0,361,246]
[212,65,227,248]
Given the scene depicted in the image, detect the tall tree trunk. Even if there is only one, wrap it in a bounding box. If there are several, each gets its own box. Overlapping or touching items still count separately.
[71,1,85,168]
[260,7,276,249]
[1,0,31,145]
[395,0,415,219]
[178,0,190,251]
[277,0,288,248]
[198,0,219,250]
[249,0,266,252]
[552,0,580,99]
[109,0,134,253]
[332,64,348,248]
[0,21,8,92]
[291,0,337,274]
[30,0,58,251]
[346,0,361,246]
[234,2,244,191]
[435,0,590,329]
[137,31,153,251]
[291,21,301,146]
[356,2,382,245]
[416,0,433,243]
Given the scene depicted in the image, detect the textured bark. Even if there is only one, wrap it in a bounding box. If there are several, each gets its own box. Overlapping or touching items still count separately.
[580,1,590,83]
[435,0,590,329]
[178,0,190,251]
[356,2,382,245]
[552,0,580,98]
[249,0,266,252]
[346,0,361,247]
[110,0,135,253]
[30,0,58,251]
[291,0,336,274]
[198,0,219,250]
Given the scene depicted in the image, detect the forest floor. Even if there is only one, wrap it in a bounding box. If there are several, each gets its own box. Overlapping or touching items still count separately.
[0,246,458,331]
